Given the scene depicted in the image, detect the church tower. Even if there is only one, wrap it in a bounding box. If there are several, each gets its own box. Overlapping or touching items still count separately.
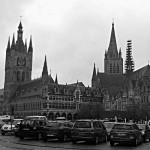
[104,22,123,74]
[4,21,33,107]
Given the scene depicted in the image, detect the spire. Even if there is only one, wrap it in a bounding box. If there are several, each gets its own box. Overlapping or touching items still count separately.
[55,74,58,84]
[92,63,97,81]
[17,21,23,40]
[6,37,11,53]
[119,47,122,57]
[11,33,16,50]
[107,22,118,57]
[42,56,48,77]
[25,39,27,51]
[28,36,33,52]
[18,21,23,29]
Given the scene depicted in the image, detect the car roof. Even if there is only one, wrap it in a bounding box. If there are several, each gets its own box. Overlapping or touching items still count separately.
[104,122,116,124]
[113,122,135,125]
[76,119,102,122]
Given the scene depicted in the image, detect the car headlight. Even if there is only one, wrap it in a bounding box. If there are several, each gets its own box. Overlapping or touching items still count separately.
[142,131,145,135]
[129,136,134,139]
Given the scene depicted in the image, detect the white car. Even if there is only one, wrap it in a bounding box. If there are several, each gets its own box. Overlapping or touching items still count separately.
[1,122,15,135]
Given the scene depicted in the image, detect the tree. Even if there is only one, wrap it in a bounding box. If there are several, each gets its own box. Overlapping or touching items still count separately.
[77,102,104,119]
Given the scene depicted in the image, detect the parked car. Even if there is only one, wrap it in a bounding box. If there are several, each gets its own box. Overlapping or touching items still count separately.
[17,119,47,140]
[103,122,115,140]
[110,122,143,146]
[1,121,15,135]
[0,120,6,128]
[137,124,150,142]
[42,121,73,142]
[71,119,107,145]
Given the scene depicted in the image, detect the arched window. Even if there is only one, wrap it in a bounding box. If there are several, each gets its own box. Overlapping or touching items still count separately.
[13,71,16,81]
[110,64,112,73]
[23,58,26,66]
[113,64,116,73]
[22,71,25,81]
[17,57,20,66]
[117,64,119,73]
[76,91,80,102]
[17,71,20,81]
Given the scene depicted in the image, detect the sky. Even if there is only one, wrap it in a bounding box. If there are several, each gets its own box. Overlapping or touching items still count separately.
[0,0,150,89]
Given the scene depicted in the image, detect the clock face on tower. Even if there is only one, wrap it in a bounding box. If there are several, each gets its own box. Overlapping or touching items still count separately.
[17,57,26,66]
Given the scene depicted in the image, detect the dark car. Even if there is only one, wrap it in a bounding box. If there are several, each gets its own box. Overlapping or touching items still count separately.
[110,122,143,146]
[71,119,107,145]
[137,124,150,142]
[17,119,47,140]
[42,121,73,142]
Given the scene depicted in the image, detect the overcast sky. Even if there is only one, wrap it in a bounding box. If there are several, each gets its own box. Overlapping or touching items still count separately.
[0,0,150,89]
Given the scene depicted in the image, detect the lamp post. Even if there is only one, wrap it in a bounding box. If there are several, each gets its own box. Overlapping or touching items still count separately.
[46,95,50,118]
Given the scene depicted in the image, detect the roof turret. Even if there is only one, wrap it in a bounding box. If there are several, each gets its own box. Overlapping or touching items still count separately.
[28,36,33,52]
[42,56,48,77]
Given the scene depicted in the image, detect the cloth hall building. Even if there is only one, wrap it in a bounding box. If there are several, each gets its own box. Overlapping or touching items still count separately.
[1,21,102,120]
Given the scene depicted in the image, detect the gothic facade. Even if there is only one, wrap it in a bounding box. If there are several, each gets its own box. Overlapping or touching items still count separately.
[2,21,102,119]
[92,23,150,112]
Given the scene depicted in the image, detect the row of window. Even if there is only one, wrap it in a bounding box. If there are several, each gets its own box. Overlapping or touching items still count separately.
[42,102,76,110]
[48,96,74,101]
[110,64,120,73]
[13,101,42,111]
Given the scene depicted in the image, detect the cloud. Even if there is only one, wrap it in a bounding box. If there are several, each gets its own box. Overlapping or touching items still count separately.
[1,0,150,88]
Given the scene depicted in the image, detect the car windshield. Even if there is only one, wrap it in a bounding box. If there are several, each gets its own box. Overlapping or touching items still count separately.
[74,121,91,128]
[113,124,132,130]
[104,122,115,128]
[137,124,145,130]
[22,120,35,126]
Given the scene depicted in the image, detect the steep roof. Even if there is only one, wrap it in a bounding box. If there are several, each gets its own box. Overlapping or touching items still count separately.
[97,73,125,95]
[131,65,150,79]
[107,23,118,57]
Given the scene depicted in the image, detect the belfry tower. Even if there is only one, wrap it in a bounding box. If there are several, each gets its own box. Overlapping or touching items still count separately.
[104,22,123,74]
[4,21,33,110]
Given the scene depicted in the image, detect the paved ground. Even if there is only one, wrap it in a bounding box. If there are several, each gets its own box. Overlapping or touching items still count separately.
[0,134,150,150]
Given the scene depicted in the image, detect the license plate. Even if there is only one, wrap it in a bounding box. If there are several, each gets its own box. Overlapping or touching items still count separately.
[118,133,126,136]
[23,128,29,131]
[47,134,55,136]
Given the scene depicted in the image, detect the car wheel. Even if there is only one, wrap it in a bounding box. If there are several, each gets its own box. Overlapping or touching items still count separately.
[133,138,138,147]
[63,134,67,142]
[19,136,24,140]
[1,133,5,135]
[72,140,77,144]
[15,132,18,137]
[43,138,47,142]
[110,141,114,146]
[143,137,146,143]
[93,135,99,145]
[104,135,107,143]
[36,133,42,140]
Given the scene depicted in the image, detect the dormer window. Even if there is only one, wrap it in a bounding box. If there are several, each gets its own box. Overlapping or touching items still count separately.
[54,87,59,94]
